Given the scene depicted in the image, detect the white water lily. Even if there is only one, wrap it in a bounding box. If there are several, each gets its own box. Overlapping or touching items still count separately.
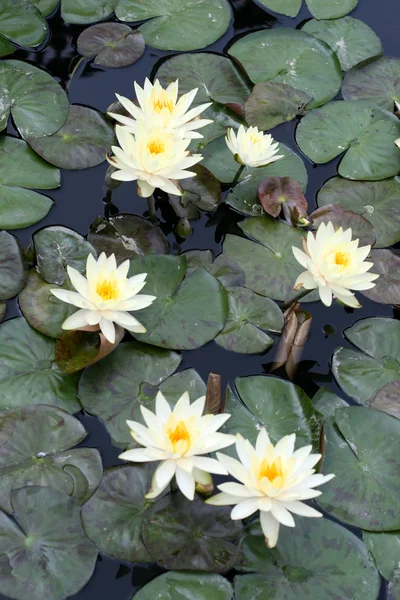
[119,391,236,501]
[206,429,334,548]
[50,253,155,343]
[108,78,213,139]
[292,221,379,308]
[226,125,284,168]
[107,124,203,197]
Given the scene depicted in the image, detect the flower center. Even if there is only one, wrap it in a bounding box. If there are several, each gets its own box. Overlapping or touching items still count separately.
[168,420,190,446]
[153,96,174,114]
[96,279,119,301]
[334,251,350,267]
[250,134,261,144]
[147,138,165,155]
[259,457,282,481]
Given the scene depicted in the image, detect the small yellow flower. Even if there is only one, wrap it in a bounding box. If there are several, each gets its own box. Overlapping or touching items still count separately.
[226,125,284,168]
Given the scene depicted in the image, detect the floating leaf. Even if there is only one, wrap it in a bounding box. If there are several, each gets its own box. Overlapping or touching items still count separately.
[0,35,14,57]
[0,303,5,322]
[317,176,400,248]
[0,231,27,301]
[257,0,302,17]
[0,486,97,600]
[134,572,233,600]
[235,517,380,600]
[228,29,341,109]
[0,404,102,513]
[342,56,400,111]
[297,100,400,180]
[332,317,400,405]
[82,465,154,562]
[312,387,348,422]
[0,0,48,47]
[361,249,400,305]
[215,287,283,354]
[185,251,245,288]
[0,317,80,412]
[245,82,312,130]
[28,105,115,170]
[302,17,383,71]
[364,531,400,582]
[190,104,244,153]
[258,176,308,226]
[61,0,115,23]
[32,0,59,17]
[179,165,221,213]
[370,380,400,419]
[77,23,145,67]
[305,0,358,19]
[310,203,376,246]
[0,60,69,138]
[158,369,206,405]
[318,406,400,530]
[142,493,243,572]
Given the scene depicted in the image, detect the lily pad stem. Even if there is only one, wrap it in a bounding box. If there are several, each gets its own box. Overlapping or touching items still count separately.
[232,164,245,188]
[281,288,312,310]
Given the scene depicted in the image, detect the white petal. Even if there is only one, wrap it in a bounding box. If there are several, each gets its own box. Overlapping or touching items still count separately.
[62,309,91,330]
[216,453,250,485]
[67,266,89,298]
[190,456,228,475]
[155,460,176,489]
[256,428,270,456]
[50,289,93,309]
[231,498,259,520]
[155,391,172,421]
[176,467,195,500]
[205,492,241,506]
[319,284,333,307]
[119,448,158,462]
[280,500,322,518]
[260,511,280,548]
[99,317,116,343]
[270,503,296,527]
[218,482,260,497]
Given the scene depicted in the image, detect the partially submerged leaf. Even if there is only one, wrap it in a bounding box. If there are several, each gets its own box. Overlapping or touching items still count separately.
[361,249,400,305]
[370,380,400,419]
[245,82,312,130]
[342,56,400,111]
[310,203,376,247]
[77,23,145,67]
[0,231,27,301]
[258,176,308,226]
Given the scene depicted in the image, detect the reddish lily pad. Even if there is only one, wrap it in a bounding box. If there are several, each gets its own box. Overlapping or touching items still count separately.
[77,23,145,68]
[310,203,376,247]
[361,249,400,305]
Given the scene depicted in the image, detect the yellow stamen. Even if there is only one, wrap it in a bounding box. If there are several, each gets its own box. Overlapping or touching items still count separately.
[250,134,261,144]
[147,139,165,155]
[96,280,118,301]
[334,251,350,267]
[259,457,282,481]
[153,94,174,114]
[168,420,190,446]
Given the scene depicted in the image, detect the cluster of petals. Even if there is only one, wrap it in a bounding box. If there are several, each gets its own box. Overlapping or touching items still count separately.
[225,125,284,168]
[292,221,379,308]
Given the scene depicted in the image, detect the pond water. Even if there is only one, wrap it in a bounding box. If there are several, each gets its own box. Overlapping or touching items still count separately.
[1,0,399,598]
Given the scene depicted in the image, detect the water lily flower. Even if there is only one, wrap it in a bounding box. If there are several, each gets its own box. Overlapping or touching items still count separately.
[292,221,379,308]
[226,125,284,168]
[50,253,155,343]
[108,78,213,139]
[206,429,334,548]
[107,124,203,197]
[119,391,236,501]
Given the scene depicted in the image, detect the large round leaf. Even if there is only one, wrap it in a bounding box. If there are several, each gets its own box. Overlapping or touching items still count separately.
[115,0,232,51]
[28,105,115,170]
[364,531,400,582]
[318,406,400,530]
[228,29,342,109]
[0,317,81,413]
[61,0,115,23]
[82,465,154,562]
[310,203,376,247]
[128,255,228,350]
[142,494,243,572]
[296,101,400,180]
[0,231,27,301]
[0,0,48,47]
[0,35,14,57]
[342,56,400,111]
[257,0,301,17]
[0,404,102,513]
[312,387,349,422]
[0,486,97,600]
[305,0,358,19]
[134,572,233,600]
[361,250,400,305]
[0,60,69,138]
[317,176,400,247]
[32,0,59,17]
[77,23,145,67]
[302,17,382,71]
[332,317,400,405]
[235,517,379,600]
[370,380,400,419]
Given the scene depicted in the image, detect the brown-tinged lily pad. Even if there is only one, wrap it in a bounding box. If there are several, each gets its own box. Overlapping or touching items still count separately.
[342,56,400,111]
[370,380,400,419]
[361,249,400,305]
[258,176,308,226]
[245,82,312,130]
[0,303,5,322]
[310,203,376,247]
[0,231,27,301]
[77,23,145,68]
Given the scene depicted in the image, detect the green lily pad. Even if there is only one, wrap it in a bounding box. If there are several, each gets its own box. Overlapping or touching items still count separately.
[142,493,243,572]
[245,82,312,130]
[0,486,97,600]
[190,104,244,153]
[134,572,233,600]
[0,231,27,301]
[296,101,400,180]
[158,368,206,405]
[342,56,400,111]
[305,0,358,19]
[310,203,376,247]
[223,216,318,302]
[128,255,228,350]
[0,60,69,138]
[228,29,341,109]
[82,464,154,562]
[364,531,400,581]
[32,0,60,17]
[61,0,115,23]
[317,176,400,248]
[0,0,48,47]
[302,17,383,71]
[115,0,232,52]
[332,317,400,405]
[0,317,80,413]
[0,35,14,57]
[77,23,145,68]
[312,387,348,422]
[235,517,380,600]
[370,380,400,420]
[28,105,115,170]
[185,251,245,288]
[215,287,283,354]
[361,250,400,305]
[318,406,400,530]
[0,404,102,513]
[179,165,222,213]
[0,303,5,322]
[257,0,302,17]
[34,225,96,286]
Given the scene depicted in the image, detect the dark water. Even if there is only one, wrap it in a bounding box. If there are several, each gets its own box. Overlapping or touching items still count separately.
[2,0,398,597]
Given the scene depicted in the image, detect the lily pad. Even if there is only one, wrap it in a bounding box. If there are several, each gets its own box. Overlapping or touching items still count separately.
[142,493,243,572]
[61,0,115,23]
[0,60,69,138]
[185,251,245,288]
[0,404,102,513]
[190,104,244,153]
[258,176,308,226]
[318,406,400,530]
[245,82,312,130]
[158,369,206,405]
[215,287,283,354]
[32,0,59,17]
[342,56,400,111]
[305,0,358,19]
[235,517,380,600]
[134,572,233,600]
[0,35,14,57]
[179,165,222,213]
[257,0,302,17]
[364,531,400,582]
[0,0,48,47]
[370,380,400,419]
[0,486,97,600]
[0,317,80,413]
[297,100,400,180]
[332,317,400,405]
[77,23,145,68]
[317,176,400,248]
[310,203,376,247]
[127,255,228,350]
[0,231,27,301]
[82,465,154,562]
[302,17,383,71]
[361,250,400,305]
[115,0,232,52]
[0,303,5,322]
[312,387,348,422]
[228,29,342,109]
[34,225,96,286]
[28,105,115,170]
